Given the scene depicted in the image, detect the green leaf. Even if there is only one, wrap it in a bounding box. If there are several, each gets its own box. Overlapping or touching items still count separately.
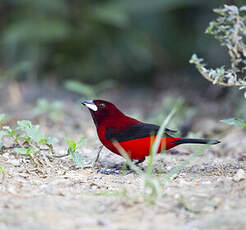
[33,98,50,116]
[65,138,76,149]
[71,151,84,168]
[15,147,31,154]
[16,133,26,139]
[52,101,63,110]
[17,120,32,129]
[4,127,16,137]
[4,19,69,44]
[0,166,5,175]
[46,137,58,145]
[189,54,204,64]
[0,130,8,140]
[33,99,63,121]
[9,129,17,136]
[64,80,95,97]
[92,4,129,27]
[77,137,87,148]
[0,114,6,124]
[38,138,47,144]
[220,118,246,128]
[94,80,115,92]
[25,126,44,143]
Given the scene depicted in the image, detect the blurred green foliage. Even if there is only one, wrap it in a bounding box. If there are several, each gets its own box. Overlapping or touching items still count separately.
[149,97,197,131]
[64,79,115,97]
[32,98,63,121]
[0,114,6,128]
[221,117,246,128]
[0,0,243,83]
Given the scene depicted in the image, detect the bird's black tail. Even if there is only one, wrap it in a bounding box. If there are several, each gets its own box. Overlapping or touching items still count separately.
[173,138,220,145]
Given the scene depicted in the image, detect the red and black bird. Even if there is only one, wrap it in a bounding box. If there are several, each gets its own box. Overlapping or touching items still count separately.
[82,100,219,163]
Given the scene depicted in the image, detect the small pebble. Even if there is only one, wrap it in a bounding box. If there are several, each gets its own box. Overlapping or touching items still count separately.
[201,181,212,185]
[233,169,246,182]
[7,159,20,167]
[2,153,9,159]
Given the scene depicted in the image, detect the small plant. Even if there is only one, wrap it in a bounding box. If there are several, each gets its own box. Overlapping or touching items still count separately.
[190,5,246,95]
[33,98,63,121]
[0,119,58,163]
[0,116,86,168]
[190,4,246,128]
[66,137,86,168]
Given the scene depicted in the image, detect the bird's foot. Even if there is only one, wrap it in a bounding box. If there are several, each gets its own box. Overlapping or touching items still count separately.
[97,165,122,175]
[97,161,144,175]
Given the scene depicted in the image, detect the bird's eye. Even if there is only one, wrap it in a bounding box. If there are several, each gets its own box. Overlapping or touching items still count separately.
[99,103,105,108]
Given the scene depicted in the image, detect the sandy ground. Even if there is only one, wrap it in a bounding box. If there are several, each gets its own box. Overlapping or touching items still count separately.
[0,82,246,230]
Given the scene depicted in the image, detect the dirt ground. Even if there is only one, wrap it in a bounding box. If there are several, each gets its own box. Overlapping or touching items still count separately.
[0,81,246,230]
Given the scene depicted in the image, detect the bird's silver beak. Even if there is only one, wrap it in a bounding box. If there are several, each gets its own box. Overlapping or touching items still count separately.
[81,100,98,111]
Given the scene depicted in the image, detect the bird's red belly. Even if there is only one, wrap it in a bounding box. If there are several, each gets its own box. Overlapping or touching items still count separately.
[102,136,179,160]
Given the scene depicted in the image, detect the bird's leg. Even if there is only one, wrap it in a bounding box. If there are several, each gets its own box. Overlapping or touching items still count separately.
[110,159,145,172]
[93,145,103,167]
[134,159,145,165]
[98,159,145,175]
[131,159,145,171]
[97,167,121,175]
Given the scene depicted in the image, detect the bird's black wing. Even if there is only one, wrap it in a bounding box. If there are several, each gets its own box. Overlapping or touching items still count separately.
[105,123,175,142]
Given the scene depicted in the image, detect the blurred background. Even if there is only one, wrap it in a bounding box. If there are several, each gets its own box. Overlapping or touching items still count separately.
[0,0,245,130]
[1,0,244,82]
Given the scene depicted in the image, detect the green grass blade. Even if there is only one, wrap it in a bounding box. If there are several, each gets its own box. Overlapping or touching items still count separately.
[146,105,177,176]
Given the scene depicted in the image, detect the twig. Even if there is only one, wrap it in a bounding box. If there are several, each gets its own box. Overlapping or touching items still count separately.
[52,153,69,158]
[46,153,69,159]
[93,145,103,167]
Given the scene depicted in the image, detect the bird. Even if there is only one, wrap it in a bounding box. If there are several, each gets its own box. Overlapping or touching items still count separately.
[82,99,219,165]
